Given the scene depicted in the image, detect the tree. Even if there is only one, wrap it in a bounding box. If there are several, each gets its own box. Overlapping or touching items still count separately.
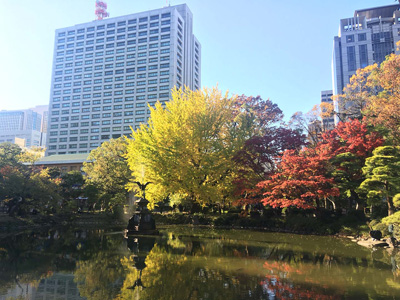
[335,51,400,144]
[358,146,400,216]
[363,53,400,143]
[257,147,339,210]
[82,137,131,211]
[321,119,384,210]
[333,64,377,122]
[126,87,281,208]
[233,127,306,205]
[0,142,22,168]
[18,146,45,166]
[61,171,85,200]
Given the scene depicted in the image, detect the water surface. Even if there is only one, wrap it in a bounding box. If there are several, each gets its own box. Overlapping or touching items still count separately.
[1,225,400,299]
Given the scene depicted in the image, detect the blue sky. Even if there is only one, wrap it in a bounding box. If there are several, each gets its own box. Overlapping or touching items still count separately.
[0,0,393,120]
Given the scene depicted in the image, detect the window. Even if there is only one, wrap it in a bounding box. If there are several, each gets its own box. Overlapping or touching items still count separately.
[161,12,170,18]
[346,35,354,43]
[359,44,368,68]
[128,19,137,25]
[358,33,367,41]
[347,46,356,71]
[118,21,126,26]
[107,23,115,28]
[150,15,159,20]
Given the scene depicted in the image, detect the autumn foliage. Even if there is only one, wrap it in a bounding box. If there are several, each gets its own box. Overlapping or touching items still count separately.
[255,119,384,210]
[258,147,339,209]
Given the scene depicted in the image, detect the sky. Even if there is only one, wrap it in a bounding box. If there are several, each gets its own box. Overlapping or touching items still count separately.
[0,0,394,120]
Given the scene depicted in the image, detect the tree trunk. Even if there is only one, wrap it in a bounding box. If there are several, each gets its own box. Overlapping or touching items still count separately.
[386,180,394,216]
[327,198,336,211]
[388,197,395,216]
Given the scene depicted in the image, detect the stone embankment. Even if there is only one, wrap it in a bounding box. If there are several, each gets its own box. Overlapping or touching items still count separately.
[346,235,398,249]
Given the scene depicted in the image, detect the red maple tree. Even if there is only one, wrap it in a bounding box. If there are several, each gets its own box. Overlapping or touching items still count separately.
[258,147,339,209]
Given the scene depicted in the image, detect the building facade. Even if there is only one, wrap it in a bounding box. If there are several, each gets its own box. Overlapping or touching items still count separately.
[0,108,46,148]
[46,4,201,156]
[332,4,400,123]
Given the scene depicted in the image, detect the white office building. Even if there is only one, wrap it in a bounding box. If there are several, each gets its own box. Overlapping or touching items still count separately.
[0,108,45,148]
[332,4,400,123]
[46,4,201,156]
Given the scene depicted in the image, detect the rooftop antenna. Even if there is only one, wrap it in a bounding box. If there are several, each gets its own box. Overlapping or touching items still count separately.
[95,0,110,20]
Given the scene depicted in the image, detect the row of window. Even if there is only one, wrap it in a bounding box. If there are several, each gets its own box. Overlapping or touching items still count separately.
[54,78,169,89]
[52,98,165,110]
[54,82,169,91]
[53,71,169,86]
[56,30,171,50]
[56,40,170,55]
[57,13,172,37]
[53,84,169,97]
[49,125,143,140]
[50,117,149,130]
[55,47,170,64]
[49,106,166,123]
[55,56,169,71]
[57,24,171,44]
[345,33,367,43]
[53,63,170,79]
[56,41,173,57]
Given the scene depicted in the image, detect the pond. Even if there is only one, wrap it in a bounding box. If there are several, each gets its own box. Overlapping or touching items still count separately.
[1,225,400,299]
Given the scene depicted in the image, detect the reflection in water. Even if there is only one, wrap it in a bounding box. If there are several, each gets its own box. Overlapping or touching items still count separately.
[1,227,400,299]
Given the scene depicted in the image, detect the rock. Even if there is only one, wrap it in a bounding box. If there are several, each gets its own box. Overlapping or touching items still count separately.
[357,238,388,248]
[370,230,382,241]
[386,237,398,248]
[192,216,200,226]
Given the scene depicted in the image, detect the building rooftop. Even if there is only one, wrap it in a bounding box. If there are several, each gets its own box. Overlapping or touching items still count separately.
[354,4,399,19]
[36,153,90,165]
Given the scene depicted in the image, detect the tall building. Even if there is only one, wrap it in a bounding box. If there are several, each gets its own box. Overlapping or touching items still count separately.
[31,104,49,146]
[320,90,335,131]
[0,109,44,147]
[46,4,201,156]
[332,4,400,123]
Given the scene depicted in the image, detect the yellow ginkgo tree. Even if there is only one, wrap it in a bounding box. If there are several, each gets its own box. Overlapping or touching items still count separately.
[125,87,267,209]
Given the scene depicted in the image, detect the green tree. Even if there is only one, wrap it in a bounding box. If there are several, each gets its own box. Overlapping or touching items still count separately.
[358,146,400,216]
[0,142,22,168]
[82,137,131,211]
[126,87,274,208]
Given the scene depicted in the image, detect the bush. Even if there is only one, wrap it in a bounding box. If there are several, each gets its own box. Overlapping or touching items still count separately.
[213,213,239,226]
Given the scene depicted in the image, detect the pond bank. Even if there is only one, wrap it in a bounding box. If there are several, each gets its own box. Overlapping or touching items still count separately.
[0,213,126,238]
[0,211,372,239]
